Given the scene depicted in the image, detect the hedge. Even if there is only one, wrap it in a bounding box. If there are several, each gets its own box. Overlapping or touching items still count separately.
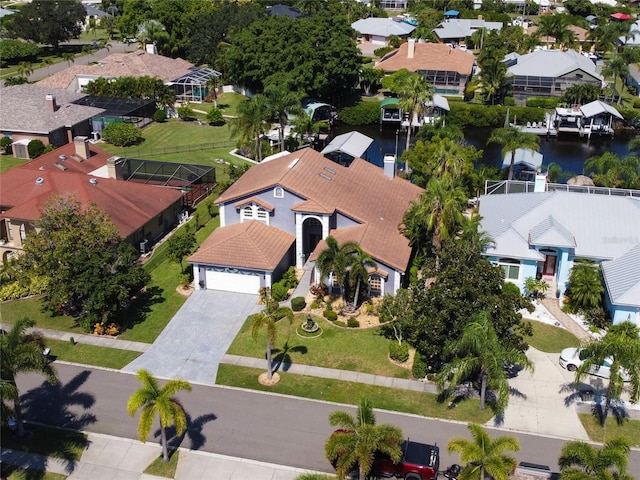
[338,101,381,125]
[447,104,546,128]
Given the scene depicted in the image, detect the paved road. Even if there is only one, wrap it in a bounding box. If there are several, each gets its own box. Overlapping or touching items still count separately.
[17,364,640,474]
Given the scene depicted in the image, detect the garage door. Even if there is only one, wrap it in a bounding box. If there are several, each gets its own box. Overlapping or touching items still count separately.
[205,269,261,294]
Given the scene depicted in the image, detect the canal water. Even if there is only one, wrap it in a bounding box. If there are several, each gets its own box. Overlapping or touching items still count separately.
[332,123,636,178]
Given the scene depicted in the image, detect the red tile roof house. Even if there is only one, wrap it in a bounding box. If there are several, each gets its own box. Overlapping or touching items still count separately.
[188,148,423,296]
[0,137,184,264]
[375,39,476,97]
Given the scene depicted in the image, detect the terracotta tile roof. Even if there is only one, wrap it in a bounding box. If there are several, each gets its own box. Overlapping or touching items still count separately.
[234,196,274,211]
[36,51,194,90]
[375,42,475,75]
[216,148,423,272]
[0,161,183,240]
[527,25,589,43]
[188,220,295,270]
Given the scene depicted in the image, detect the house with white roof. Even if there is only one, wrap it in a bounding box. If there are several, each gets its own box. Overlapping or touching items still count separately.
[433,18,503,44]
[479,188,640,326]
[505,49,603,99]
[351,17,416,46]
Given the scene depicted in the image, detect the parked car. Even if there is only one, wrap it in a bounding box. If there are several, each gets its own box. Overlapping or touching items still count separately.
[370,439,440,480]
[559,347,631,381]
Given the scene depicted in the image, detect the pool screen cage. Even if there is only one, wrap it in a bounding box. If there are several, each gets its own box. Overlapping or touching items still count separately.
[169,68,222,103]
[115,157,216,207]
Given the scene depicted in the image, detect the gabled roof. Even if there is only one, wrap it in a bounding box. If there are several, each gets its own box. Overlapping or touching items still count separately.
[351,18,416,37]
[580,100,623,119]
[485,229,545,261]
[433,18,502,40]
[187,221,295,270]
[0,85,104,134]
[505,49,603,82]
[321,131,374,158]
[602,245,640,307]
[501,148,543,171]
[375,42,475,75]
[528,216,576,248]
[216,148,423,271]
[479,191,640,261]
[36,51,194,90]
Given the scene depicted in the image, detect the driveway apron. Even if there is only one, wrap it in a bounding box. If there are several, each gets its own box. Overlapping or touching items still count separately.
[122,290,261,385]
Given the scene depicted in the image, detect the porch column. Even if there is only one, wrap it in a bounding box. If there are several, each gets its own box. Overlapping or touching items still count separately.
[295,212,304,268]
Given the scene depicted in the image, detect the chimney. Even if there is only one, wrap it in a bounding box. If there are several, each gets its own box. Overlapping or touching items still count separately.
[407,38,415,59]
[45,94,58,112]
[383,154,396,179]
[73,136,91,160]
[534,173,548,192]
[106,156,122,179]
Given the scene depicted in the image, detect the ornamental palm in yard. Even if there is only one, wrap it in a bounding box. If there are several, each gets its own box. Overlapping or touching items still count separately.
[448,424,520,480]
[558,437,633,480]
[347,247,377,308]
[488,127,540,181]
[316,236,359,303]
[250,296,294,381]
[127,369,192,463]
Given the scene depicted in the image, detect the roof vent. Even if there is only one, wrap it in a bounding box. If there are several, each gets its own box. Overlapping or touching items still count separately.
[319,173,332,181]
[89,178,98,185]
[54,162,68,171]
[39,166,45,170]
[59,155,67,161]
[288,158,300,168]
[323,166,336,175]
[35,177,44,185]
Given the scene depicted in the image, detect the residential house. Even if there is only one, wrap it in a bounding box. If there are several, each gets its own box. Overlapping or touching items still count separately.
[0,137,185,264]
[527,25,590,50]
[505,49,603,99]
[375,39,475,96]
[433,18,503,45]
[0,85,104,157]
[188,147,423,295]
[351,17,416,46]
[479,187,640,327]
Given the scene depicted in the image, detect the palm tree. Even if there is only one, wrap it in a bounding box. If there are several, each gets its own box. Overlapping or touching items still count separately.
[229,94,271,162]
[448,423,520,480]
[430,137,473,180]
[292,111,325,147]
[566,259,604,311]
[263,79,303,152]
[558,437,634,480]
[347,247,377,308]
[574,322,640,425]
[476,58,510,105]
[205,74,221,108]
[41,57,54,73]
[488,127,540,181]
[126,369,192,463]
[325,397,403,480]
[62,52,75,67]
[137,19,167,47]
[1,378,18,425]
[16,61,34,80]
[437,311,534,413]
[397,72,433,156]
[0,317,57,437]
[250,296,294,382]
[315,236,359,303]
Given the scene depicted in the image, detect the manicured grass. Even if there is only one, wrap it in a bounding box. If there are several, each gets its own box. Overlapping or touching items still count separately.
[578,413,640,447]
[2,468,66,480]
[0,155,30,173]
[217,364,494,424]
[227,315,411,378]
[187,92,246,117]
[526,320,580,353]
[0,424,87,461]
[144,450,180,478]
[0,296,83,333]
[46,338,141,369]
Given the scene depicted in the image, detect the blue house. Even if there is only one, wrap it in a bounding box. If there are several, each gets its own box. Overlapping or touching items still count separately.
[479,186,640,327]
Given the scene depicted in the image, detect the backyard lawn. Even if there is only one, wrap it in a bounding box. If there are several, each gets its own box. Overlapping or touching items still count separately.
[526,320,580,353]
[227,313,412,378]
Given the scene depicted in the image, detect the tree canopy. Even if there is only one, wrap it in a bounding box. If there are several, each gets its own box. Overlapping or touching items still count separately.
[84,76,175,109]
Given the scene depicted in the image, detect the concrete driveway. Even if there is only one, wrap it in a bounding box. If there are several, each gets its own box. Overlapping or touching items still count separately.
[122,290,262,385]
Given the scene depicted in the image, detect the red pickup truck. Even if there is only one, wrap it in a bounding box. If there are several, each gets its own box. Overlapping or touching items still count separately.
[370,439,440,480]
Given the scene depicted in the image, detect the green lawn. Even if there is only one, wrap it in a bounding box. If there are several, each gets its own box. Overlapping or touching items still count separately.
[526,320,580,353]
[47,338,141,369]
[217,364,494,424]
[578,414,640,447]
[0,155,30,173]
[144,450,180,478]
[227,314,411,378]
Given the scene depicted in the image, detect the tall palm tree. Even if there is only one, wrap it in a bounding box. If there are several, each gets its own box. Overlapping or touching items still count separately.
[126,369,192,463]
[558,437,634,480]
[437,311,534,413]
[476,58,510,105]
[574,321,640,425]
[292,111,325,147]
[229,94,271,162]
[41,57,54,73]
[263,80,303,152]
[1,378,19,425]
[448,423,520,480]
[250,296,294,382]
[205,74,221,108]
[315,236,359,302]
[430,137,473,180]
[602,54,630,105]
[62,52,75,67]
[397,72,433,156]
[488,127,540,181]
[325,397,403,480]
[0,317,57,437]
[347,247,377,308]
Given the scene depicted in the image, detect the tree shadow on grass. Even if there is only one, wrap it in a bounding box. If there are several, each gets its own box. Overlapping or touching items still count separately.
[121,285,165,330]
[156,412,217,451]
[272,341,308,373]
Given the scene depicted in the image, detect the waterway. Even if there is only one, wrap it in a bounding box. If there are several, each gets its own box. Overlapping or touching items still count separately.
[332,123,637,178]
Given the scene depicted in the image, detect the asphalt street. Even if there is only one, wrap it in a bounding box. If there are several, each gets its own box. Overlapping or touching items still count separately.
[17,363,640,475]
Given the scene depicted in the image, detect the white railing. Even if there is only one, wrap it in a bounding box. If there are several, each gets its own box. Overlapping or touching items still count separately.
[485,180,640,198]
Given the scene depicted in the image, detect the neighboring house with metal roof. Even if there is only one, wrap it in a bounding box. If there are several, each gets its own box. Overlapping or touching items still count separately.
[433,18,503,44]
[0,138,185,264]
[351,17,416,45]
[479,189,640,326]
[321,131,374,166]
[375,39,475,96]
[188,147,423,295]
[505,49,603,99]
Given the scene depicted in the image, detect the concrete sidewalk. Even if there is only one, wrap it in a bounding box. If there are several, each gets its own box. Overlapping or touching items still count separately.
[1,432,320,480]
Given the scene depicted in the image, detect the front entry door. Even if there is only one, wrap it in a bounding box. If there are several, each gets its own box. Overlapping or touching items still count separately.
[543,255,557,276]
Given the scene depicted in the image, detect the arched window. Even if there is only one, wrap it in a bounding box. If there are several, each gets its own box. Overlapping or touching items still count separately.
[240,204,269,225]
[274,186,284,198]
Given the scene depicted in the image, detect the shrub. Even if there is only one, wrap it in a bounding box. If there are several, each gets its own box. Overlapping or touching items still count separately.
[338,101,380,125]
[28,139,45,158]
[0,136,12,153]
[102,122,143,146]
[389,341,409,362]
[310,299,322,309]
[503,96,515,106]
[177,105,195,121]
[281,266,298,290]
[374,46,394,57]
[310,283,328,299]
[291,296,306,312]
[526,97,559,109]
[179,273,192,287]
[271,281,288,302]
[206,107,225,125]
[347,318,360,328]
[334,320,346,327]
[153,109,166,123]
[412,351,427,379]
[323,310,338,321]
